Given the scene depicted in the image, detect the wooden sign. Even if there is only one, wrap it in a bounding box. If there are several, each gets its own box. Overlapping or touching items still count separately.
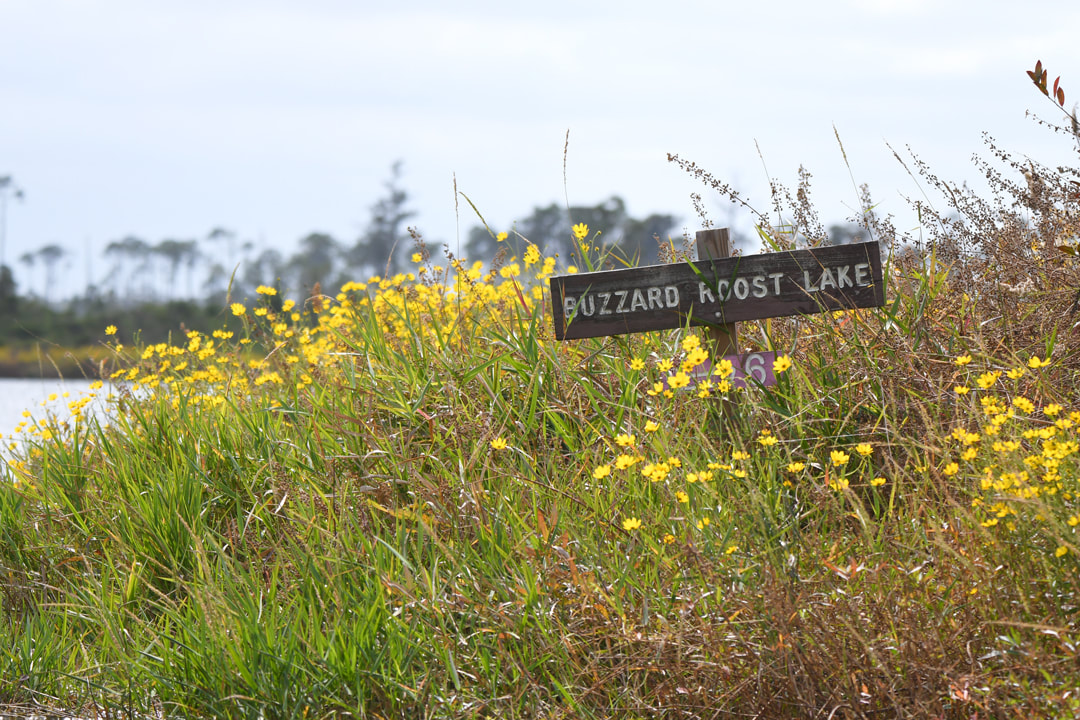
[550,241,884,341]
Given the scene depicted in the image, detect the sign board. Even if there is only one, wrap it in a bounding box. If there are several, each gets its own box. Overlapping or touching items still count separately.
[550,241,884,341]
[664,352,778,391]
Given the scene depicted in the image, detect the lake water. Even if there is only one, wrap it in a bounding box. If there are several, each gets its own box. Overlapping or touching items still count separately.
[0,377,114,453]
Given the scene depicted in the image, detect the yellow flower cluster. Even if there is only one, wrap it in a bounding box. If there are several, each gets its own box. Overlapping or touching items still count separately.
[945,353,1079,552]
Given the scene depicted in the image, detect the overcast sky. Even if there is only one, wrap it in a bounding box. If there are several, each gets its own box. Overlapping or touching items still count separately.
[1,0,1077,295]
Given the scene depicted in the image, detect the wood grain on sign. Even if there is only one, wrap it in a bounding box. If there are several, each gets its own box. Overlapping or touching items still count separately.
[550,242,884,341]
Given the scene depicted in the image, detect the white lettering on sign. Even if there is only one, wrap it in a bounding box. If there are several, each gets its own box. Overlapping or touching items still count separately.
[836,265,851,288]
[769,272,783,294]
[802,264,873,293]
[741,353,770,385]
[615,290,629,313]
[698,273,783,307]
[563,285,681,319]
[563,259,875,321]
[854,263,870,286]
[647,287,662,309]
[699,282,715,304]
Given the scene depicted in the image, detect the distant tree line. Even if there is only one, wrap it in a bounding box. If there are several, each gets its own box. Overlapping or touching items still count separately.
[466,196,681,268]
[9,163,699,315]
[10,163,422,309]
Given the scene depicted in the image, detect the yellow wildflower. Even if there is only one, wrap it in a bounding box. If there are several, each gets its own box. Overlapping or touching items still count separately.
[523,244,540,266]
[682,347,710,371]
[1012,397,1035,414]
[490,437,508,450]
[622,517,642,531]
[712,359,734,378]
[773,355,792,373]
[668,372,690,390]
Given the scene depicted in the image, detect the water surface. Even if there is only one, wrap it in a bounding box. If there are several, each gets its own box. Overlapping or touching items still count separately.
[0,377,111,454]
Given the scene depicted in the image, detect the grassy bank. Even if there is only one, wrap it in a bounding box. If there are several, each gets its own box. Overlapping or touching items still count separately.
[3,154,1080,717]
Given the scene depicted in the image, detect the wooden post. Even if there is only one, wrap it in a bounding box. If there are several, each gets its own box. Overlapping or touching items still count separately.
[695,228,738,360]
